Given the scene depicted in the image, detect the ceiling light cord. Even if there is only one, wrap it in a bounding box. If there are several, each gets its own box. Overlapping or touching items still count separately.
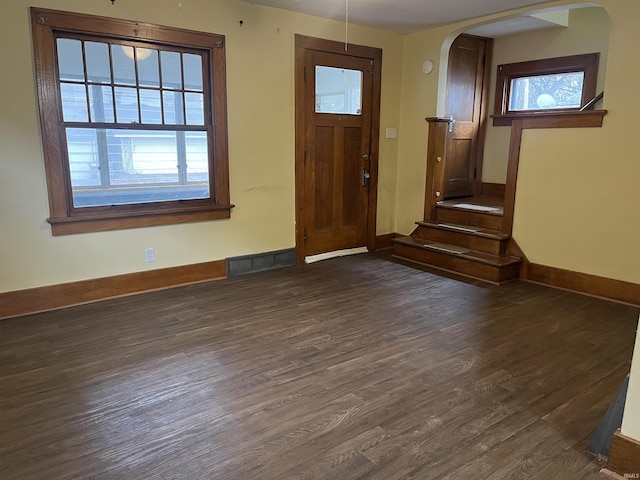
[345,0,349,50]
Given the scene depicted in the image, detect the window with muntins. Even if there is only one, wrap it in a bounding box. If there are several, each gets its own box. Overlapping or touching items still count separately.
[31,8,232,235]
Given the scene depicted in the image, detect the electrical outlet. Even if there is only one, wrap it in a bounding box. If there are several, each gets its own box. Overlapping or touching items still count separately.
[145,248,155,263]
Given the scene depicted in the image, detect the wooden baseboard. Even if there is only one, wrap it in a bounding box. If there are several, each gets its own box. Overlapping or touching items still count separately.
[0,260,226,320]
[481,182,506,198]
[524,263,640,307]
[606,431,640,478]
[375,232,401,250]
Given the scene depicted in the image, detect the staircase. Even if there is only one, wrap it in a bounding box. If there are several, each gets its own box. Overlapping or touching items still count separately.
[392,197,522,284]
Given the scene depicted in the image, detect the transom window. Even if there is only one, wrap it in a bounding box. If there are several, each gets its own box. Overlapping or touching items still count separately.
[31,8,231,235]
[493,53,600,125]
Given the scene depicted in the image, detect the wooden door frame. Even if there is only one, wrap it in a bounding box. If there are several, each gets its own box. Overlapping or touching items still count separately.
[443,34,492,199]
[294,34,382,264]
[471,35,493,198]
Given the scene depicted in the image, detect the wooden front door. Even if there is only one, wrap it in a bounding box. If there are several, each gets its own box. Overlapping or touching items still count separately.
[444,34,491,199]
[295,36,382,261]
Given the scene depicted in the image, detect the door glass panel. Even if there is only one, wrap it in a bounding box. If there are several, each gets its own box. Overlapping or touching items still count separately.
[315,66,362,115]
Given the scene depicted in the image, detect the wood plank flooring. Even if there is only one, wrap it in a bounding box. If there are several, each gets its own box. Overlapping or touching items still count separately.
[1,253,638,479]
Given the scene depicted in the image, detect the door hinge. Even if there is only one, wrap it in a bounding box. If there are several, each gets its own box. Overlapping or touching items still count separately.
[304,66,307,82]
[474,167,477,179]
[304,150,307,166]
[303,228,307,242]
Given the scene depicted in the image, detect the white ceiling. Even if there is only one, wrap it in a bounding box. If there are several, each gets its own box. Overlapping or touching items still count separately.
[241,0,567,35]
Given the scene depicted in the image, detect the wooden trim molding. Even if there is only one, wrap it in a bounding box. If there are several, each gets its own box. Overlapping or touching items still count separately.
[0,260,226,320]
[375,233,401,250]
[524,263,640,307]
[481,182,506,198]
[605,431,640,478]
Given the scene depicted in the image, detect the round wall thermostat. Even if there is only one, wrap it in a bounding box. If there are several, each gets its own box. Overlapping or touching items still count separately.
[422,60,434,75]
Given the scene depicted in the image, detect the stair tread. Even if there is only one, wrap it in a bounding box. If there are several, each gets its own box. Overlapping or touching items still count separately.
[436,201,503,216]
[416,221,510,240]
[393,236,521,267]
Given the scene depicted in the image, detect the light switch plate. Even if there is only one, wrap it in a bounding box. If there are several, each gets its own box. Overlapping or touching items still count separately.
[386,128,397,139]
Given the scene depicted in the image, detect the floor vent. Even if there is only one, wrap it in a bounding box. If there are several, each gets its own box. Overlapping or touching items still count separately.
[226,248,296,277]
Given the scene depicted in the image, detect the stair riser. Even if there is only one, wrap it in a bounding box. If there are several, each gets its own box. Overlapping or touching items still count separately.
[413,226,507,255]
[393,243,520,284]
[436,207,503,230]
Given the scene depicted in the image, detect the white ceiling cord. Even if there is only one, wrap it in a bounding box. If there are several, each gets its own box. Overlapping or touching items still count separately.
[345,0,349,51]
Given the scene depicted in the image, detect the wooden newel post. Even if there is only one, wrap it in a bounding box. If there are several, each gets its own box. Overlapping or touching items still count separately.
[423,117,449,222]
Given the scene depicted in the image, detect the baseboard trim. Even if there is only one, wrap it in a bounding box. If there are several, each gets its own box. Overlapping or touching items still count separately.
[0,260,226,320]
[606,431,640,478]
[524,263,640,307]
[375,233,401,250]
[481,182,506,198]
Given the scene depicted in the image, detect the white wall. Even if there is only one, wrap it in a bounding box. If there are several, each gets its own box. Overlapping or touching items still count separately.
[621,317,640,441]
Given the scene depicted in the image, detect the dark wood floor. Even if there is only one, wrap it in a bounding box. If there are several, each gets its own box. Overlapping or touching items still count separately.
[1,253,638,479]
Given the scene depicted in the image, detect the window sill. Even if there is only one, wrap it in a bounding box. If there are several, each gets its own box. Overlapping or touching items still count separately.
[492,109,607,127]
[47,205,233,236]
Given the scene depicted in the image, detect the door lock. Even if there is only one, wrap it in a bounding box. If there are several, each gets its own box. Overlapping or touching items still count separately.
[362,169,371,186]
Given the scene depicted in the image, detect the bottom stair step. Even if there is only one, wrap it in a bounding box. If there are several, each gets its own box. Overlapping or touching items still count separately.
[392,236,522,284]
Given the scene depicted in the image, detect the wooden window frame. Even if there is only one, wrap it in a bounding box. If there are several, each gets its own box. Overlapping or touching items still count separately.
[31,8,232,235]
[492,53,600,126]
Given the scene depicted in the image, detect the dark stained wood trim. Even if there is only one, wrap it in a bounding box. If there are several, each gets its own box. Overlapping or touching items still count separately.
[493,109,607,127]
[605,431,640,478]
[423,118,449,221]
[473,36,493,198]
[294,35,382,264]
[49,208,232,235]
[524,263,640,307]
[481,182,505,198]
[502,119,524,235]
[506,238,530,279]
[0,260,226,320]
[374,233,401,250]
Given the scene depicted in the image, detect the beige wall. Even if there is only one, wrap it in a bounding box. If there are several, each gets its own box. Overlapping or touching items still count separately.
[2,0,640,296]
[0,0,403,292]
[622,317,640,441]
[483,6,610,183]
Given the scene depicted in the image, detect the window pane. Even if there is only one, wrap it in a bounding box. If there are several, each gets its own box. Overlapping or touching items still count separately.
[67,128,210,207]
[138,49,160,87]
[140,89,162,124]
[115,87,139,123]
[509,72,585,111]
[161,51,182,89]
[85,42,111,84]
[60,83,89,122]
[112,45,137,86]
[163,91,184,124]
[315,66,362,115]
[185,92,204,125]
[183,53,203,91]
[66,128,101,187]
[185,131,209,184]
[57,38,85,82]
[89,85,115,123]
[108,130,179,186]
